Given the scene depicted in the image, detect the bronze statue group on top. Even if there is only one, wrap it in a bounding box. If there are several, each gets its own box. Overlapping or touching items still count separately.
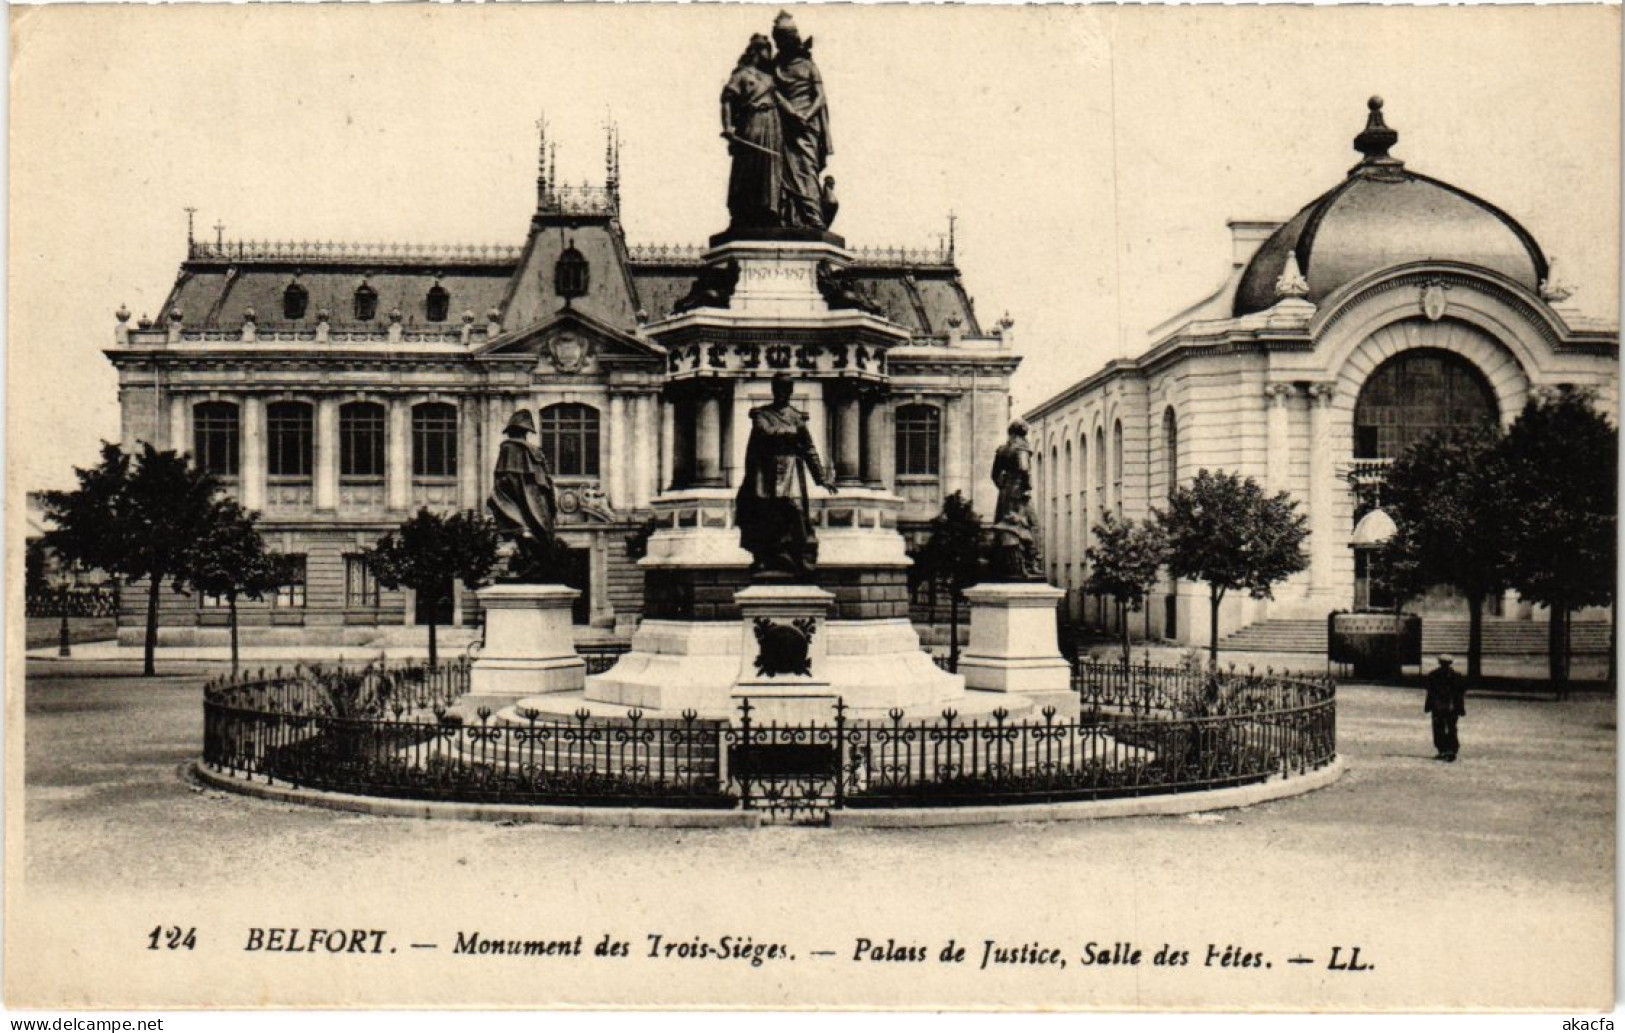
[720,12,837,234]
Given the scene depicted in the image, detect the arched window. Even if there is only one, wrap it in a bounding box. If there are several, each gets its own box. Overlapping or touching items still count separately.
[539,403,600,477]
[282,283,309,321]
[1062,440,1074,586]
[554,243,590,300]
[267,401,313,479]
[1112,419,1124,516]
[425,284,450,323]
[353,284,378,322]
[193,401,240,477]
[1094,425,1106,502]
[412,402,459,478]
[1077,432,1089,556]
[1048,443,1060,577]
[340,401,386,479]
[894,404,941,477]
[1354,348,1498,459]
[1162,407,1179,499]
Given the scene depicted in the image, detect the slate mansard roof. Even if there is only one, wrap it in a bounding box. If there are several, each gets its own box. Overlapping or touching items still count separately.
[157,206,982,340]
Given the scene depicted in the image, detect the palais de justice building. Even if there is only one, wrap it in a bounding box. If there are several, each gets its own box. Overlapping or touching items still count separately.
[1026,99,1618,649]
[107,135,1018,645]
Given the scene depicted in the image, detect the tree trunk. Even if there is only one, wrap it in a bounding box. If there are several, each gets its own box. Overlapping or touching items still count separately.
[1548,602,1569,698]
[1208,585,1222,667]
[948,589,961,674]
[143,574,162,677]
[1466,592,1484,684]
[428,618,439,668]
[1120,600,1131,668]
[228,593,240,676]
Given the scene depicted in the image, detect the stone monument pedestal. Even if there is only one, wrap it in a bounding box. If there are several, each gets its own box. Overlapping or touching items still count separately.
[957,583,1072,698]
[730,583,839,722]
[467,584,586,706]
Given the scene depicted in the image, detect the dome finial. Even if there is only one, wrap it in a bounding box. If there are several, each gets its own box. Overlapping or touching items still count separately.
[1353,95,1401,168]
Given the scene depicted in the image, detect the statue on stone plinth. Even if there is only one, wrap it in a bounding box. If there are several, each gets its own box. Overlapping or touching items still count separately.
[989,420,1044,581]
[487,409,563,582]
[721,34,784,232]
[737,373,837,580]
[771,12,835,231]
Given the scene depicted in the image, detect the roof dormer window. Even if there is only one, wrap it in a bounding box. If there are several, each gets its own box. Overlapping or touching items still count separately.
[425,284,450,323]
[554,241,589,303]
[354,283,378,322]
[282,282,309,321]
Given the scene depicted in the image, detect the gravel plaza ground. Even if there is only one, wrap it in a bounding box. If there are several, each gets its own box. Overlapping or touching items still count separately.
[9,658,1616,1011]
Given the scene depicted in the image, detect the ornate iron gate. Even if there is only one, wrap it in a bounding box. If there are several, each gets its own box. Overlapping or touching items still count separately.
[726,699,847,824]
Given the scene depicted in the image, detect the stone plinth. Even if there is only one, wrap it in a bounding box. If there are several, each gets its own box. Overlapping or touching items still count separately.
[467,584,586,705]
[730,584,838,721]
[957,583,1072,696]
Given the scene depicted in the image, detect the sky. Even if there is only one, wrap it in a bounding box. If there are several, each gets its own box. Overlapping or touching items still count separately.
[8,4,1620,492]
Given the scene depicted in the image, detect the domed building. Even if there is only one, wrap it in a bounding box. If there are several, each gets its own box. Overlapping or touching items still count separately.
[1026,98,1617,654]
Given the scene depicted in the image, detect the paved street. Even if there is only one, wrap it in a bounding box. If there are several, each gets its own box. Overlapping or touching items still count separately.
[12,660,1615,1011]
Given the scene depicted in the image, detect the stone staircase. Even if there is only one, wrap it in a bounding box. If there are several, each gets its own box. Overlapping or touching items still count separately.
[1220,617,1613,656]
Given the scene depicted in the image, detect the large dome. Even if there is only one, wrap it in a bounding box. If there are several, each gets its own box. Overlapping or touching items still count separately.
[1234,98,1548,316]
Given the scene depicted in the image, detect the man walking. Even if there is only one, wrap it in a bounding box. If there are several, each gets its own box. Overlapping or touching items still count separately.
[1424,654,1467,762]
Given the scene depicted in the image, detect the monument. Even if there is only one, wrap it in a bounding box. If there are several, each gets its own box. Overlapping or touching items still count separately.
[959,420,1072,700]
[467,409,586,706]
[487,14,1069,722]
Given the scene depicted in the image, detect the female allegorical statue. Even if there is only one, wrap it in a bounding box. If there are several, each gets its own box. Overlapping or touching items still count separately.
[770,12,833,230]
[736,373,837,580]
[720,34,783,231]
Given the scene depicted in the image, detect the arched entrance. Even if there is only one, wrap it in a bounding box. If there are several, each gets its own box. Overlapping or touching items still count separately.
[1350,345,1499,610]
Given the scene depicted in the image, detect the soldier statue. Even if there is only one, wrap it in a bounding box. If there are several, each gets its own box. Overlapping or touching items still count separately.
[736,373,837,580]
[989,420,1044,581]
[486,409,563,582]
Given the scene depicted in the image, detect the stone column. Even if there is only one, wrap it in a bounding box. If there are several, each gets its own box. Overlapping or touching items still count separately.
[241,396,266,511]
[1307,382,1337,594]
[459,398,480,511]
[315,396,340,511]
[606,392,625,507]
[387,397,411,512]
[634,393,655,509]
[695,387,723,487]
[941,394,964,500]
[660,395,676,493]
[1265,383,1292,491]
[168,394,188,453]
[835,392,862,485]
[862,392,888,488]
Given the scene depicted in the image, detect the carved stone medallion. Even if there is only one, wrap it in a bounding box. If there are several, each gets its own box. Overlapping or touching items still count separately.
[752,616,817,677]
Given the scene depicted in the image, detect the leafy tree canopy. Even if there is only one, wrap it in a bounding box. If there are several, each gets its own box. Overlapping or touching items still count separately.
[364,508,500,597]
[1085,513,1167,613]
[1156,469,1309,603]
[1378,425,1508,604]
[1496,387,1616,610]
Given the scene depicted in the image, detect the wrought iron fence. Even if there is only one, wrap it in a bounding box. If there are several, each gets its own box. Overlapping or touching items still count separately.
[202,657,729,808]
[27,585,119,618]
[200,660,1335,817]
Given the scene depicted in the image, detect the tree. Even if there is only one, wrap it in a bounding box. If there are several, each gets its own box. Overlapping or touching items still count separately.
[364,508,500,666]
[1085,513,1168,667]
[1495,388,1617,692]
[1378,427,1508,683]
[42,442,222,676]
[915,492,984,673]
[1156,469,1309,665]
[183,500,295,674]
